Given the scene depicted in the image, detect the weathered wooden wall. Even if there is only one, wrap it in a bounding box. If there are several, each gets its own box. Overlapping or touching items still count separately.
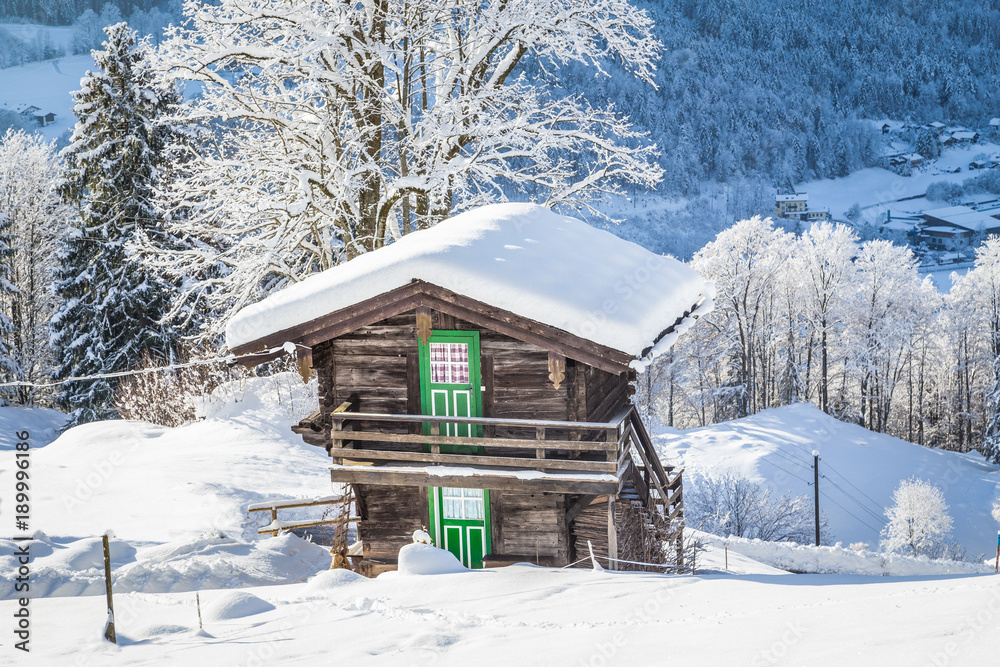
[357,486,571,568]
[491,491,569,564]
[569,495,611,567]
[310,307,634,573]
[355,483,428,562]
[584,365,633,423]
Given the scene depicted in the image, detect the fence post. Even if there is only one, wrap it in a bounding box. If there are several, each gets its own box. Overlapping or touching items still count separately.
[102,532,116,644]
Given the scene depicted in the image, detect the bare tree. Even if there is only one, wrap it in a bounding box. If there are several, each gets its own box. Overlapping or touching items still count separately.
[151,0,664,341]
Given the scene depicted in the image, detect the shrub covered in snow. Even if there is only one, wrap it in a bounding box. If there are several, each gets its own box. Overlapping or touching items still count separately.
[686,472,827,544]
[880,477,955,558]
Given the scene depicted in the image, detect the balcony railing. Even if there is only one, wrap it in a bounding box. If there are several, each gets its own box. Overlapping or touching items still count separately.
[328,404,682,518]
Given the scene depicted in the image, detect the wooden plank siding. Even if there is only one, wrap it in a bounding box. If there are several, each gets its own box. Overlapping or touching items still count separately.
[310,306,638,572]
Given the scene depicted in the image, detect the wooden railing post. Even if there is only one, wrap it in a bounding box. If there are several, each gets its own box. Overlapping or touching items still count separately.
[430,422,441,454]
[607,495,618,571]
[536,427,546,462]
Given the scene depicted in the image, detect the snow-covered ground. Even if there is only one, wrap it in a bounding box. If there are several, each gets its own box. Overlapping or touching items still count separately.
[0,22,75,54]
[0,53,94,141]
[21,561,1000,665]
[0,374,333,600]
[656,404,1000,558]
[0,404,66,449]
[797,142,1000,222]
[2,382,1000,663]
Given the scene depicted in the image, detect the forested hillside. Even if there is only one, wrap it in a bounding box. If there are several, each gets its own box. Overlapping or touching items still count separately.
[561,0,1000,195]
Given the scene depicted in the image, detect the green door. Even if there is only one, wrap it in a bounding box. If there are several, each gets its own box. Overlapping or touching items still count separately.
[420,330,491,568]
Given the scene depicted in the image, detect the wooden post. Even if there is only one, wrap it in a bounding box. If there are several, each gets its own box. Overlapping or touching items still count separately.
[102,533,116,644]
[196,592,204,630]
[813,452,821,547]
[995,531,999,573]
[536,427,546,464]
[430,422,441,454]
[270,507,278,538]
[607,495,618,571]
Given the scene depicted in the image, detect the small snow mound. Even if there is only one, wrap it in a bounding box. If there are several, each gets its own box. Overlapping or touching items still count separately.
[397,543,467,575]
[412,529,431,544]
[203,591,275,622]
[304,568,366,594]
[130,623,190,639]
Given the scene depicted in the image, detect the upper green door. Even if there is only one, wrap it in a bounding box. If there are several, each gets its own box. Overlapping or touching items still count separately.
[419,330,491,568]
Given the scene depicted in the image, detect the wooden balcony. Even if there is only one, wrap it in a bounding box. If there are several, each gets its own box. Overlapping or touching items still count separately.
[328,405,682,519]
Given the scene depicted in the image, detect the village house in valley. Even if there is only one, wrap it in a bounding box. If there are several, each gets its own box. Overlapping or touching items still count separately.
[227,204,712,574]
[774,190,830,223]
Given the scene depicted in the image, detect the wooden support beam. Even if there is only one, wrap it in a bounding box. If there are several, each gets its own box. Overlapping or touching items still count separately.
[335,448,616,473]
[607,495,618,571]
[565,494,599,524]
[547,352,566,390]
[415,306,432,346]
[295,345,313,383]
[330,466,618,495]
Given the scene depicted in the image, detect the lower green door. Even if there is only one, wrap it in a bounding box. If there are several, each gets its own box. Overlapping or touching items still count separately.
[431,487,491,569]
[420,331,491,568]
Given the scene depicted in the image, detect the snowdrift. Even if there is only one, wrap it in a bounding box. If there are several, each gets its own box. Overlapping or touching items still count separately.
[0,373,335,600]
[657,404,1000,555]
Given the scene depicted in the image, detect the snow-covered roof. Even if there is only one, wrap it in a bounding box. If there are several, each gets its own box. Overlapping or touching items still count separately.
[990,118,1000,127]
[952,131,978,140]
[922,206,1000,232]
[226,204,712,367]
[921,225,967,234]
[776,193,807,203]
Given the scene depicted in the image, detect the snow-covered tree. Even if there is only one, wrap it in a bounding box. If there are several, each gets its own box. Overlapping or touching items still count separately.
[687,472,827,544]
[690,216,793,417]
[0,170,15,402]
[796,222,858,413]
[0,130,67,406]
[960,238,1000,463]
[880,477,954,558]
[51,23,181,425]
[150,0,664,341]
[840,241,932,432]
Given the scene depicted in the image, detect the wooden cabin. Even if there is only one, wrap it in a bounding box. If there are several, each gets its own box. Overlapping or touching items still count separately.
[227,204,712,574]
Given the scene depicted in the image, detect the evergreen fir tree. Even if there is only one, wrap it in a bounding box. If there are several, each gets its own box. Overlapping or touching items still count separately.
[51,22,180,426]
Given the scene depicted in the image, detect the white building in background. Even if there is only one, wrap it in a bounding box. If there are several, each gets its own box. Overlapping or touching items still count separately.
[774,190,829,222]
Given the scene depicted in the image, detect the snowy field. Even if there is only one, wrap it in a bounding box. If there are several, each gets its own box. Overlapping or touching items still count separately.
[20,564,1000,666]
[797,142,1000,222]
[0,22,74,54]
[2,380,1000,662]
[0,53,94,140]
[656,404,1000,558]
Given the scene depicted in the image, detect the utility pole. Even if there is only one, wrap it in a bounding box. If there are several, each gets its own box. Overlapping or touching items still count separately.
[812,451,821,547]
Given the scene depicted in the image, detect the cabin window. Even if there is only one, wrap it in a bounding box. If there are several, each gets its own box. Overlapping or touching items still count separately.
[441,487,485,521]
[429,342,470,384]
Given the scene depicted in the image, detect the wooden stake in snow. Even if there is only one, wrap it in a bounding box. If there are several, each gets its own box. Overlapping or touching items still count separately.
[813,451,821,547]
[197,592,204,630]
[995,531,999,573]
[102,532,116,644]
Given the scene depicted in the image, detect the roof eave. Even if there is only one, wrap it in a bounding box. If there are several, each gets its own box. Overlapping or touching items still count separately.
[229,279,639,374]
